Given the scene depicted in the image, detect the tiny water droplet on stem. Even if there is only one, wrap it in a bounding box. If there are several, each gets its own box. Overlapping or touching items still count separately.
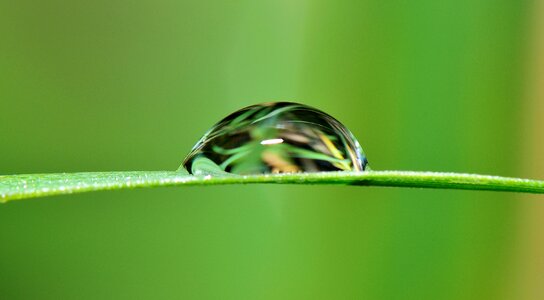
[182,102,369,175]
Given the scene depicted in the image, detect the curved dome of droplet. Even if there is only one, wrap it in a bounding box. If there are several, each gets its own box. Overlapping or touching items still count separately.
[182,102,368,175]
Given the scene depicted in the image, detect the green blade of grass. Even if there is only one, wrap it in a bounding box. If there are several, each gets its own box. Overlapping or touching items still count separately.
[1,170,543,203]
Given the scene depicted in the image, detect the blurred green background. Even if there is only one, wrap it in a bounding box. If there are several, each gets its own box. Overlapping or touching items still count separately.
[1,0,543,299]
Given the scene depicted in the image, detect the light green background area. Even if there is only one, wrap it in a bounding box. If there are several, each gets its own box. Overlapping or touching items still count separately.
[0,1,539,299]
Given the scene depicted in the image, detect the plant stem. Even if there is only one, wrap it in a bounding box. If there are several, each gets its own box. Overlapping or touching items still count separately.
[1,170,543,203]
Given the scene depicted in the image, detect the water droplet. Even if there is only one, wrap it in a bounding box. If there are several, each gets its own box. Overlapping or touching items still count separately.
[182,102,369,175]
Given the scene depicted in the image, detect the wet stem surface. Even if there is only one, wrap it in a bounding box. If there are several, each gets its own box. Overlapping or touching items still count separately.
[1,170,543,203]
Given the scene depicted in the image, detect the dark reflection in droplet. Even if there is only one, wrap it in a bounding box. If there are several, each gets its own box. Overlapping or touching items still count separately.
[182,102,369,175]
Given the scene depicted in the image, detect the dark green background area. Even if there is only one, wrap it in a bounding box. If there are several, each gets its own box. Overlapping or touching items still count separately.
[0,1,538,299]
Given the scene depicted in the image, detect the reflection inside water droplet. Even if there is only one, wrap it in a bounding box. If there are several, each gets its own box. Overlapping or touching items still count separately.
[182,102,369,175]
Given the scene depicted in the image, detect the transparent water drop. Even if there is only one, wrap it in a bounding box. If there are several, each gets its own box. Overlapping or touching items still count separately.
[182,102,369,175]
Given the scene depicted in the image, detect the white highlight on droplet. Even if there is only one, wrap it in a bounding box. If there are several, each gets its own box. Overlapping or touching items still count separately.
[260,138,284,145]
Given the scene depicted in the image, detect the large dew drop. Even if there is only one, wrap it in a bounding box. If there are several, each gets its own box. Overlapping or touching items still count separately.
[182,102,369,175]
